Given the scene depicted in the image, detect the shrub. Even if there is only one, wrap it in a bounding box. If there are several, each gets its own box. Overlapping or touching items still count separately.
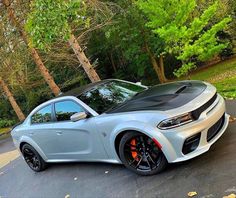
[0,119,16,128]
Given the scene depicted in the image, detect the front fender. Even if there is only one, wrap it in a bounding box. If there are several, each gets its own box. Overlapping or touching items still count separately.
[109,121,151,161]
[110,121,177,163]
[143,125,177,162]
[19,136,48,161]
[110,120,149,142]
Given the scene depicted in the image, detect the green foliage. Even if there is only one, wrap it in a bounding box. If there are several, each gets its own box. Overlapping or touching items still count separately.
[137,0,232,77]
[25,0,87,50]
[174,63,196,78]
[87,0,166,83]
[104,2,152,79]
[0,119,16,128]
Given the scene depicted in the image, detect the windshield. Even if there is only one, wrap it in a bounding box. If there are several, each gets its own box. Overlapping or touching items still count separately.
[78,80,146,114]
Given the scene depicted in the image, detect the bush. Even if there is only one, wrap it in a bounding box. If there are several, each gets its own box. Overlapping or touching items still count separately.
[0,119,16,128]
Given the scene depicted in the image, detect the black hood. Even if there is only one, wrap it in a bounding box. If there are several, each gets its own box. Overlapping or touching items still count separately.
[106,81,207,113]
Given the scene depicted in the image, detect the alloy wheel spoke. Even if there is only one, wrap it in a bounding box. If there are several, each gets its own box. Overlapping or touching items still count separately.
[135,156,143,169]
[32,158,39,168]
[24,149,34,156]
[147,153,156,166]
[32,158,36,167]
[25,157,31,163]
[23,148,39,169]
[146,157,152,170]
[129,155,140,165]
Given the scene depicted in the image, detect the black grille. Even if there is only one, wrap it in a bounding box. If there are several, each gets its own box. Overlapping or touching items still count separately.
[207,114,225,142]
[192,93,217,120]
[182,133,201,155]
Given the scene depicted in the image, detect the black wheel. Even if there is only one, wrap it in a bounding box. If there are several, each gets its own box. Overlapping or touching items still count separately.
[22,144,47,172]
[119,132,167,176]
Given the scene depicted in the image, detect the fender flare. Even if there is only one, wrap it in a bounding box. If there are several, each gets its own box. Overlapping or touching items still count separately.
[110,121,151,161]
[19,136,48,161]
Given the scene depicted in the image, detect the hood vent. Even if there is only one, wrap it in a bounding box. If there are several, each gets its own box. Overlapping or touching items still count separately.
[175,85,188,94]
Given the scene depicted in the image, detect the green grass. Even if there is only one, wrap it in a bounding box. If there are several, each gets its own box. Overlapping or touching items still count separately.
[186,57,236,99]
[0,128,10,135]
[0,128,11,141]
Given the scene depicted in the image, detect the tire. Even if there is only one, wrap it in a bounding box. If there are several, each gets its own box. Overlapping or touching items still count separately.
[21,144,47,172]
[119,132,167,176]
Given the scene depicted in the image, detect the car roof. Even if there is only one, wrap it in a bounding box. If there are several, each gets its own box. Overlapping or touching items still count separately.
[58,79,113,97]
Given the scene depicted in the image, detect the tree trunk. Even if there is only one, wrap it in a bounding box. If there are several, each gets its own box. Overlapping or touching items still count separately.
[144,43,166,83]
[0,78,25,121]
[30,48,61,95]
[68,34,101,82]
[3,0,61,96]
[108,52,117,72]
[158,54,168,82]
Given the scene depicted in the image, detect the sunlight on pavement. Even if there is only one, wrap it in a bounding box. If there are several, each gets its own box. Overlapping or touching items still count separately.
[0,150,20,169]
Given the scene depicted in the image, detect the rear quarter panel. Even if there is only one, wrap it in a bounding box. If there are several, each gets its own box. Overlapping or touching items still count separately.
[11,124,48,161]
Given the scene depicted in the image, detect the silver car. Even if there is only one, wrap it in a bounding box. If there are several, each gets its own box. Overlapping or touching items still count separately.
[11,79,229,175]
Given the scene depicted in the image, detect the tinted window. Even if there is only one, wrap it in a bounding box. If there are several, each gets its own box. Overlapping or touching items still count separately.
[78,80,146,114]
[31,105,52,124]
[55,100,84,121]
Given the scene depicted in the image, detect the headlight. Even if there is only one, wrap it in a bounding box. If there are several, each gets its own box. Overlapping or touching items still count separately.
[157,113,193,130]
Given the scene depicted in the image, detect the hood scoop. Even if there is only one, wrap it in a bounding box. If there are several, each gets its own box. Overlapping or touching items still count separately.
[175,84,191,94]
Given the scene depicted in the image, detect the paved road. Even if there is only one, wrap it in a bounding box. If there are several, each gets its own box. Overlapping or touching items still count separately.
[0,101,236,198]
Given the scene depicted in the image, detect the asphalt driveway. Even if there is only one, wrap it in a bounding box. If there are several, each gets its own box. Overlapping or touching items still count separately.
[0,101,236,198]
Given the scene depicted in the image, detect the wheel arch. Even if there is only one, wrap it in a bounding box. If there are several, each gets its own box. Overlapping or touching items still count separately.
[18,136,48,161]
[112,123,177,163]
[114,130,131,158]
[114,129,152,159]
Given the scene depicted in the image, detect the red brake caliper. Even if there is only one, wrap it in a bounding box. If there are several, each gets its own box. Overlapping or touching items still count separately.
[130,139,138,160]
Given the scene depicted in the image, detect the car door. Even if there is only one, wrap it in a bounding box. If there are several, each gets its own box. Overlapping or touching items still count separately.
[29,104,58,157]
[48,99,107,161]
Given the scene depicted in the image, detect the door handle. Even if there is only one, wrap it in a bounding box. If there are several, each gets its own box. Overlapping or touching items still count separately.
[56,131,62,135]
[29,132,34,136]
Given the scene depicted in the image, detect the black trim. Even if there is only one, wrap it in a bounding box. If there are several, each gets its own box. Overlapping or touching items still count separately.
[207,114,225,142]
[182,133,201,155]
[191,93,217,120]
[52,102,57,122]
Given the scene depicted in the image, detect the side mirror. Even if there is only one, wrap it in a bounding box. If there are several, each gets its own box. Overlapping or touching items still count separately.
[70,112,87,122]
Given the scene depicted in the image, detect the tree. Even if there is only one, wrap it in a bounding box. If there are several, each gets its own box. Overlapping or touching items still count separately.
[91,0,168,83]
[2,0,61,96]
[25,0,101,82]
[137,0,232,77]
[0,77,25,121]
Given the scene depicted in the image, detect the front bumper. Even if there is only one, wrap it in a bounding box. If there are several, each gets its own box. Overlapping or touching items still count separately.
[159,94,229,163]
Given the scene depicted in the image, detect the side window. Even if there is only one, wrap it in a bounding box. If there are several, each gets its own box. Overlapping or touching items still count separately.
[31,105,52,124]
[55,100,84,122]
